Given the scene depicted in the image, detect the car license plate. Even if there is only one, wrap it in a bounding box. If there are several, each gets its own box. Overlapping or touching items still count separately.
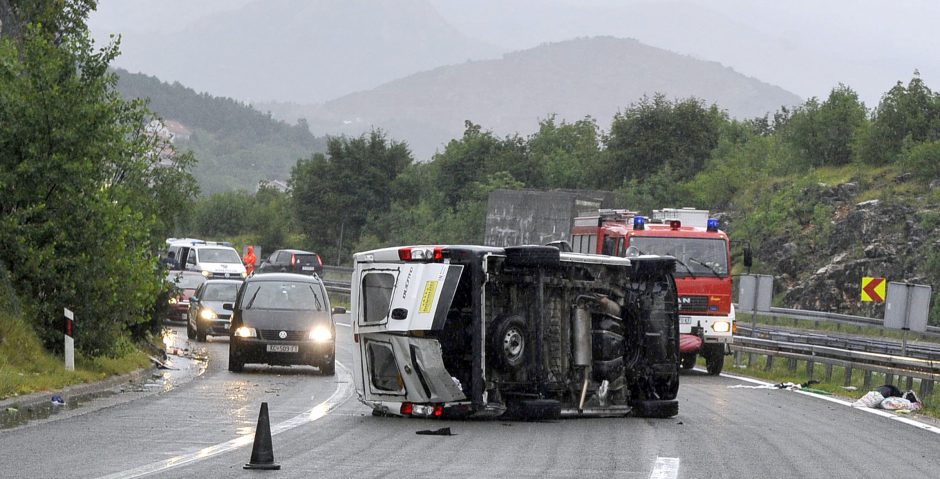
[679,316,692,325]
[301,266,315,271]
[267,344,299,353]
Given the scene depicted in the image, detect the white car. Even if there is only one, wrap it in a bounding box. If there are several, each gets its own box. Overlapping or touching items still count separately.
[167,243,247,280]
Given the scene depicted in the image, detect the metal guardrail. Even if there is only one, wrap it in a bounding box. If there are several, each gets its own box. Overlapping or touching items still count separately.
[737,305,940,339]
[731,336,938,396]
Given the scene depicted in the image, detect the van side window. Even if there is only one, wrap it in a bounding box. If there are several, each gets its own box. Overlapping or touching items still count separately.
[366,341,403,393]
[362,272,395,324]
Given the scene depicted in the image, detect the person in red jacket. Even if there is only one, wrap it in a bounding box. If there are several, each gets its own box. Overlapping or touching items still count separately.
[243,245,257,276]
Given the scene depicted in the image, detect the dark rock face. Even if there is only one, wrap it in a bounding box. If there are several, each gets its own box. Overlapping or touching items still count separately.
[752,182,935,317]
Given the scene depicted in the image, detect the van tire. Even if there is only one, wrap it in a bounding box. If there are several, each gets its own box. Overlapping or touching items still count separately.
[320,359,335,376]
[228,345,244,372]
[704,344,724,375]
[186,321,195,340]
[196,326,207,343]
[491,315,528,372]
[504,246,560,268]
[680,353,697,370]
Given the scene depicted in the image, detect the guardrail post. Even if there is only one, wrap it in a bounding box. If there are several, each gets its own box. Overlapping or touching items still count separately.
[885,373,894,386]
[843,366,853,387]
[863,370,873,389]
[825,364,833,382]
[806,360,814,379]
[764,355,774,371]
[905,376,913,391]
[922,380,934,397]
[787,358,797,371]
[747,353,756,368]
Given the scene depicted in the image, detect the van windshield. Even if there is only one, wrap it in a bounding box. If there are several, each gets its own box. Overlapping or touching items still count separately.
[199,248,241,264]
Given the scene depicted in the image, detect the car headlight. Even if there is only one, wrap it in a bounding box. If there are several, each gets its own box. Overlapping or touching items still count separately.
[168,297,178,305]
[201,270,211,278]
[713,321,731,333]
[200,308,217,320]
[234,326,257,338]
[309,326,332,343]
[241,271,248,278]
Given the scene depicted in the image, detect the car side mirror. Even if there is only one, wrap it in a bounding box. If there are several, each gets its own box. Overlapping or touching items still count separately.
[332,307,346,315]
[223,303,234,311]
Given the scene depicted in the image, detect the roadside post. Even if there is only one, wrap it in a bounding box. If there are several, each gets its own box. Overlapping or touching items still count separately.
[738,274,773,336]
[64,307,75,371]
[884,282,932,356]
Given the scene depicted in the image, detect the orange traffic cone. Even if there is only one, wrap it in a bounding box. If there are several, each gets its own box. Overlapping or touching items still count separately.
[244,402,280,470]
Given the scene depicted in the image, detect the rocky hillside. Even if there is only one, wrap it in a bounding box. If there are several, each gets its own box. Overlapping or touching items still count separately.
[741,172,940,322]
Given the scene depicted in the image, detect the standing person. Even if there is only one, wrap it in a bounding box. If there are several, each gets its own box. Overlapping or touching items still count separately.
[243,245,257,276]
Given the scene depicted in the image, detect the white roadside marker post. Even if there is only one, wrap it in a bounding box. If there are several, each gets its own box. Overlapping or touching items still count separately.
[64,307,75,371]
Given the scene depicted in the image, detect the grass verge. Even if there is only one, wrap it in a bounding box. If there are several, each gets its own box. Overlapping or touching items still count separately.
[0,309,153,402]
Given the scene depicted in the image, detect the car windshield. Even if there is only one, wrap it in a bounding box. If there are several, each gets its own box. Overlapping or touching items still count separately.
[242,281,325,311]
[198,248,241,264]
[168,272,205,290]
[628,237,729,277]
[202,283,239,302]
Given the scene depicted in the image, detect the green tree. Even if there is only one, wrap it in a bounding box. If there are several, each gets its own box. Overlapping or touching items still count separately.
[291,130,411,264]
[857,73,940,165]
[605,94,726,186]
[781,85,867,169]
[0,1,198,354]
[527,116,603,189]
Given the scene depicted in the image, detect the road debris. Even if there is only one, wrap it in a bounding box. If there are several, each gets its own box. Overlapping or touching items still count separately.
[416,427,454,436]
[51,395,65,406]
[852,385,922,412]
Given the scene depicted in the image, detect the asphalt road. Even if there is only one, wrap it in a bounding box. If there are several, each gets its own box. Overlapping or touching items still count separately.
[2,318,939,478]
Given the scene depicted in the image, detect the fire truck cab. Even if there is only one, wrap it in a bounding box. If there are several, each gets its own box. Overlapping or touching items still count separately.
[571,208,734,375]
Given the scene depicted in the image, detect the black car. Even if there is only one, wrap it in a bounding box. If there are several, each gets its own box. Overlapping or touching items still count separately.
[187,279,242,342]
[226,273,342,374]
[256,249,324,276]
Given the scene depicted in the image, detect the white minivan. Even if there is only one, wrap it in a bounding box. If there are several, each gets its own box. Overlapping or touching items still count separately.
[167,243,247,280]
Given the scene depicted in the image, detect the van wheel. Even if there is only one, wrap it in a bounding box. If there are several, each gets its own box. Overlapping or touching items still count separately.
[504,246,560,268]
[632,399,678,418]
[196,326,207,343]
[186,321,195,340]
[320,358,335,376]
[491,315,528,371]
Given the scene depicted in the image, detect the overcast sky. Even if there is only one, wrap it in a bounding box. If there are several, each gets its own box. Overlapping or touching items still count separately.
[88,0,939,108]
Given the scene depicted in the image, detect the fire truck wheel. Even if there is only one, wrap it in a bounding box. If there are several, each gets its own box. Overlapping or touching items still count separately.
[503,246,560,268]
[491,315,528,371]
[680,353,697,370]
[704,344,724,375]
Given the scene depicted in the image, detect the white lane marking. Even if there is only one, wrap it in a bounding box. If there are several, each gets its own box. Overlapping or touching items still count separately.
[648,457,680,479]
[718,370,940,435]
[98,362,354,479]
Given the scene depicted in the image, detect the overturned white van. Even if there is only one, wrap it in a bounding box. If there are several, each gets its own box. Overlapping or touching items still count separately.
[351,245,680,419]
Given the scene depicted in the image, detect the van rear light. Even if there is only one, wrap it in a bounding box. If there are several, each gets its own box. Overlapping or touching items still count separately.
[291,254,296,266]
[433,405,444,417]
[400,403,414,415]
[398,247,445,262]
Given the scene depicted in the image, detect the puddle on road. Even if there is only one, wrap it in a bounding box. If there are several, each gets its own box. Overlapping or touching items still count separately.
[1,330,207,430]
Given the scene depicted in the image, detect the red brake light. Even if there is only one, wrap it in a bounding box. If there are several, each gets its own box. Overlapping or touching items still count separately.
[398,247,445,262]
[669,220,681,230]
[433,405,444,417]
[432,247,444,260]
[400,403,414,415]
[398,248,413,261]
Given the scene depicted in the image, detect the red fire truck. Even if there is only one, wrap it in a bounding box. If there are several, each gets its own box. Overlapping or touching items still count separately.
[570,208,733,375]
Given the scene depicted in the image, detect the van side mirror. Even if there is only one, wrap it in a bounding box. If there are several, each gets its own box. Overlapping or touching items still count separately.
[223,303,234,311]
[743,242,753,269]
[332,307,346,315]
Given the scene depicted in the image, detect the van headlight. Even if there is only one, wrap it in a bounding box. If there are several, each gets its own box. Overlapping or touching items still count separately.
[309,326,332,343]
[200,308,217,320]
[234,327,257,338]
[713,321,731,333]
[201,270,211,278]
[168,297,178,305]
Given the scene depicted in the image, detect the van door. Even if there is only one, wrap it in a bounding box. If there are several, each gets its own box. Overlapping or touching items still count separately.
[353,261,466,404]
[356,262,463,333]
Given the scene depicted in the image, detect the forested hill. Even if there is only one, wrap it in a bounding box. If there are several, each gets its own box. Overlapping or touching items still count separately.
[266,36,803,160]
[115,70,327,194]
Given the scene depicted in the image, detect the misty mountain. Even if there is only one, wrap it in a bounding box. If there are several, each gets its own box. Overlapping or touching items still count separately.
[264,36,802,160]
[115,70,327,194]
[99,0,500,104]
